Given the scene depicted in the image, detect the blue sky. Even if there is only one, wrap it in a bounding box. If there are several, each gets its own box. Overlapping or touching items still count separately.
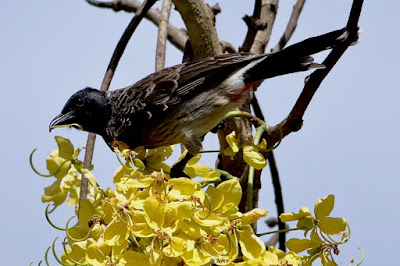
[1,0,399,265]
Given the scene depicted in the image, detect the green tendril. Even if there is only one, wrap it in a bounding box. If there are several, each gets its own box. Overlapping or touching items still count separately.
[62,238,87,265]
[221,230,233,256]
[326,223,350,244]
[353,247,364,266]
[38,261,42,266]
[44,246,51,266]
[224,111,254,121]
[45,204,66,231]
[110,204,129,226]
[65,216,90,242]
[115,152,134,171]
[30,149,72,177]
[214,169,238,181]
[51,237,70,266]
[197,193,213,219]
[47,205,57,215]
[200,179,222,187]
[258,126,284,152]
[130,233,147,255]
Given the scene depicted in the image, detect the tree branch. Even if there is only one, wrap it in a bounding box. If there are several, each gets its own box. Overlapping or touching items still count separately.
[155,0,172,71]
[251,0,279,53]
[172,0,221,59]
[85,0,187,51]
[271,0,306,53]
[241,0,279,53]
[80,0,158,202]
[266,0,363,166]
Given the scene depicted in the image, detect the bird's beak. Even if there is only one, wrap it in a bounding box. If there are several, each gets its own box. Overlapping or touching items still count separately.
[49,112,82,132]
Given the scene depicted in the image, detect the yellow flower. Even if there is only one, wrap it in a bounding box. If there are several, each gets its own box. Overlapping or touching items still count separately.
[183,151,221,181]
[223,131,240,159]
[42,136,83,206]
[117,145,175,174]
[314,195,347,235]
[243,144,267,170]
[280,195,349,265]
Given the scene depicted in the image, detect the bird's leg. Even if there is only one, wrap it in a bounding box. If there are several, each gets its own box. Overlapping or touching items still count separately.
[170,152,194,178]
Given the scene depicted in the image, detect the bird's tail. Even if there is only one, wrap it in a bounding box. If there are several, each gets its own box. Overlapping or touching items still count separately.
[243,28,349,83]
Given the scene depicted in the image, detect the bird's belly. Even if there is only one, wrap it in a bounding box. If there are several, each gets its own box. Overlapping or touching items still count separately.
[126,94,243,149]
[177,95,241,138]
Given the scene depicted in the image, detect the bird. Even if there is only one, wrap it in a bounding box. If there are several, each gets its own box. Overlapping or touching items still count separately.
[50,28,349,175]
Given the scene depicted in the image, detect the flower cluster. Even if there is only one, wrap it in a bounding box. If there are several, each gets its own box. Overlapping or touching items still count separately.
[32,137,357,265]
[280,195,350,265]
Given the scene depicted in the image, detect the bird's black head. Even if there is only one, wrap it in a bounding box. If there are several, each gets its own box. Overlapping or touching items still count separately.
[49,87,111,136]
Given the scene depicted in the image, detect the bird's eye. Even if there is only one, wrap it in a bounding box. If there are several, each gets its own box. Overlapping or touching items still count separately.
[76,97,84,107]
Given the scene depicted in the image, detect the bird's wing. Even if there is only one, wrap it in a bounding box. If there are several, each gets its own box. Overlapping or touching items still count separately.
[109,53,264,117]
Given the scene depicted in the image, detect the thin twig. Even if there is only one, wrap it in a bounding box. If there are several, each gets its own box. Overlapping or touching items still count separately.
[155,0,172,71]
[271,0,306,53]
[79,0,158,202]
[85,0,187,51]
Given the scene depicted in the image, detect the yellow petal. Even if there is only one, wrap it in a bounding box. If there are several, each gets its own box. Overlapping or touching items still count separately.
[42,180,67,206]
[132,158,145,170]
[185,164,220,181]
[241,208,269,225]
[46,157,72,179]
[237,225,266,260]
[143,197,165,230]
[103,217,130,246]
[164,202,192,233]
[63,241,87,264]
[205,185,224,212]
[193,212,226,227]
[314,194,335,219]
[285,238,314,253]
[223,147,237,160]
[181,247,211,265]
[216,179,242,212]
[162,236,193,257]
[226,131,239,153]
[255,138,267,150]
[167,178,203,201]
[55,136,74,159]
[78,199,96,230]
[309,229,322,245]
[262,249,280,265]
[122,250,150,265]
[243,145,267,170]
[318,217,347,235]
[146,145,175,164]
[296,218,315,231]
[86,239,111,265]
[280,207,312,222]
